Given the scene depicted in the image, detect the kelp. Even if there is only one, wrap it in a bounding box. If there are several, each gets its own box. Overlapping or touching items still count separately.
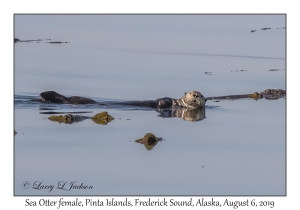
[135,133,162,150]
[48,112,114,125]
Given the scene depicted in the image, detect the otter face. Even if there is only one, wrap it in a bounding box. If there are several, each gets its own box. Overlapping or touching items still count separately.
[183,91,206,108]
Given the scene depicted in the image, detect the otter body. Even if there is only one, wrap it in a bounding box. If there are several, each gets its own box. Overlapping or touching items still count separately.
[40,91,96,104]
[39,91,206,109]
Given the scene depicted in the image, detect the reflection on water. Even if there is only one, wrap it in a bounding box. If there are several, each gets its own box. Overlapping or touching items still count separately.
[45,108,206,123]
[157,108,205,122]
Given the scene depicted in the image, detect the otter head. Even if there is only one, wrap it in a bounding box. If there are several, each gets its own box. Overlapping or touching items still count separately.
[183,91,206,108]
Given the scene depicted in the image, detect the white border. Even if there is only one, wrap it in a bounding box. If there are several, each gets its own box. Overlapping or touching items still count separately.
[3,0,297,209]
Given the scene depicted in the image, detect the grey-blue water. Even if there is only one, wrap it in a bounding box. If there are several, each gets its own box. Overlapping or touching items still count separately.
[14,14,286,195]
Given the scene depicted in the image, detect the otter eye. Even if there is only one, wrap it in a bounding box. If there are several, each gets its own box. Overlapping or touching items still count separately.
[193,94,196,97]
[196,95,199,98]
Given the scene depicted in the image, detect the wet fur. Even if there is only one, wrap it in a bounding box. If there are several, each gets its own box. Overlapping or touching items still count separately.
[40,91,206,108]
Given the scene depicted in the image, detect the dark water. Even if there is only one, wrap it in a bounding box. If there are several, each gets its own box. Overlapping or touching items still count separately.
[14,14,286,196]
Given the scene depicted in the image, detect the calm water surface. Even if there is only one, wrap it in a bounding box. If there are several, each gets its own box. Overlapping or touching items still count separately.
[14,15,286,195]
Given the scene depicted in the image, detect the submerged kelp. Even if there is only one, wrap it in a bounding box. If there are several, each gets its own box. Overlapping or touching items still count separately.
[91,112,114,124]
[14,38,69,44]
[135,133,163,150]
[48,112,114,125]
[206,89,286,101]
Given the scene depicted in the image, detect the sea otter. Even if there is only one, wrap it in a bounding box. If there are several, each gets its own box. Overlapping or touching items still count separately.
[39,91,207,109]
[39,89,285,109]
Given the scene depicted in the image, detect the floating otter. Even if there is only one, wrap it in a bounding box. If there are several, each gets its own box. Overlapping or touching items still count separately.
[37,89,285,122]
[39,89,286,109]
[40,91,207,109]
